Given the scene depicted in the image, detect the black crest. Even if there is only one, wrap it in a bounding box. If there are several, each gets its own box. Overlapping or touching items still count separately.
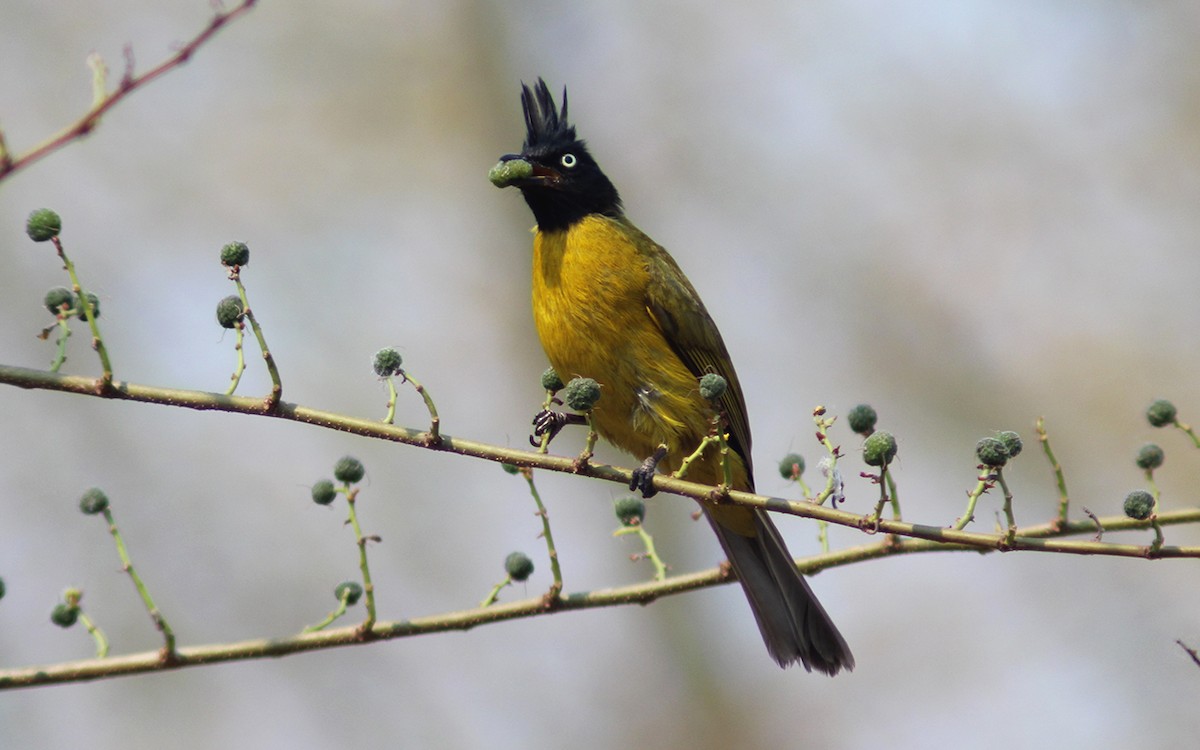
[521,79,576,154]
[504,78,622,230]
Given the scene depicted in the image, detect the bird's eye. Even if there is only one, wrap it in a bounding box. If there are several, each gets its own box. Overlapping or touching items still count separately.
[560,153,577,168]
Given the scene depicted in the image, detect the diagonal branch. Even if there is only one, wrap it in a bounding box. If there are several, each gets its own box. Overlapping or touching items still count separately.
[3,502,1198,690]
[3,362,1199,560]
[3,362,1200,688]
[0,0,257,182]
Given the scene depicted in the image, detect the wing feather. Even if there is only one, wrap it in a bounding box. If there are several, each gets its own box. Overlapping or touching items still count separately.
[638,226,755,486]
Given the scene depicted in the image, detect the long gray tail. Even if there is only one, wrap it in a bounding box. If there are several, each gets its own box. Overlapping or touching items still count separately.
[706,509,854,674]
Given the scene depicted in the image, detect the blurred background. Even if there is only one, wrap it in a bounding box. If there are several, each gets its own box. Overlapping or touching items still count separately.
[2,1,1199,747]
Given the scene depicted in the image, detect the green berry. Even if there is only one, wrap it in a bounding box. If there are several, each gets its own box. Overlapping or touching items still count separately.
[215,295,244,329]
[75,292,99,321]
[1123,490,1155,521]
[501,463,520,475]
[504,552,534,582]
[563,377,601,412]
[79,487,109,515]
[698,373,727,401]
[0,577,6,601]
[778,453,805,481]
[51,603,79,628]
[489,158,534,187]
[373,347,403,377]
[1135,443,1164,471]
[44,287,73,314]
[847,404,878,436]
[311,479,337,505]
[540,368,564,392]
[1146,399,1177,428]
[996,431,1023,459]
[334,581,363,605]
[975,437,1009,468]
[614,495,646,526]
[26,209,62,242]
[862,430,897,467]
[220,241,250,267]
[333,456,365,484]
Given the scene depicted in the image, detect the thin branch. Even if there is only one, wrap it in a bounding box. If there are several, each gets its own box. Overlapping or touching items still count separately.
[1177,640,1200,669]
[2,362,1200,688]
[2,362,1199,560]
[7,500,1199,690]
[0,0,257,182]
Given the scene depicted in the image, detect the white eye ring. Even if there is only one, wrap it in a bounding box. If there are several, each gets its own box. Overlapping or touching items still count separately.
[560,153,577,168]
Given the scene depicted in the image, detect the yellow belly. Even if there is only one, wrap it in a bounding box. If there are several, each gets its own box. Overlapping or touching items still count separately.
[531,215,746,489]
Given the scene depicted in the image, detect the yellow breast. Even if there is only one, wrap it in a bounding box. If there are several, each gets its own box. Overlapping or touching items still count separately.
[531,215,730,482]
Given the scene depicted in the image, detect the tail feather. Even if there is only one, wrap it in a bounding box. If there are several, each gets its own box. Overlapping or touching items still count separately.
[706,509,854,675]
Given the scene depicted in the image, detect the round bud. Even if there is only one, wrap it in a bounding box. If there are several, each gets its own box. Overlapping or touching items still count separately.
[847,404,878,436]
[334,581,364,605]
[698,373,727,401]
[995,431,1023,459]
[79,487,109,515]
[220,241,250,267]
[504,551,534,582]
[44,287,73,314]
[501,463,520,475]
[1135,443,1164,471]
[540,368,565,393]
[563,377,601,412]
[372,347,403,377]
[1123,490,1155,521]
[311,479,336,505]
[1146,399,1177,428]
[0,576,6,601]
[333,456,366,484]
[75,292,100,321]
[614,495,646,526]
[215,295,244,329]
[975,437,1009,468]
[862,431,897,467]
[489,158,534,187]
[51,603,79,628]
[26,208,62,242]
[778,453,805,481]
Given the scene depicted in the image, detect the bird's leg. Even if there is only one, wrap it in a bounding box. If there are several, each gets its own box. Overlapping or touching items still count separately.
[530,409,586,448]
[630,444,668,498]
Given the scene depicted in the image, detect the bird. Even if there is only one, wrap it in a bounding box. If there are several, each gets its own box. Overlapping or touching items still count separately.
[489,79,853,674]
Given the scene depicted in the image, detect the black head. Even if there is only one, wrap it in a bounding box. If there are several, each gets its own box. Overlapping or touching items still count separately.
[495,79,622,232]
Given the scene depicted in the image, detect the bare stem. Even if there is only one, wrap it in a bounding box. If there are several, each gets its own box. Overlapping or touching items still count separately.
[0,1,258,182]
[520,468,563,596]
[100,507,175,656]
[1036,417,1071,525]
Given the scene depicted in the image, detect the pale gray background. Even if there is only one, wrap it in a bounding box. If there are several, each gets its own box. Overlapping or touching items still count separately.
[1,1,1198,748]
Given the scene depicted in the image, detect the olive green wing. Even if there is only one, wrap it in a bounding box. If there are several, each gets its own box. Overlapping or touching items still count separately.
[635,223,755,485]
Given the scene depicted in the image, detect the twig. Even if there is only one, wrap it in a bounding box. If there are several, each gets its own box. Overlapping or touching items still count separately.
[517,468,563,597]
[0,1,258,182]
[98,506,175,657]
[1037,417,1071,526]
[1177,639,1200,669]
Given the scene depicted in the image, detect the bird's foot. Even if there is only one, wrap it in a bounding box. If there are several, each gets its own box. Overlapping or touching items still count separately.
[529,409,586,448]
[630,444,668,498]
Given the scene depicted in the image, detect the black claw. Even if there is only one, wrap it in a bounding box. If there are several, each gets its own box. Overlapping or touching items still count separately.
[630,445,668,498]
[529,409,584,448]
[629,467,657,498]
